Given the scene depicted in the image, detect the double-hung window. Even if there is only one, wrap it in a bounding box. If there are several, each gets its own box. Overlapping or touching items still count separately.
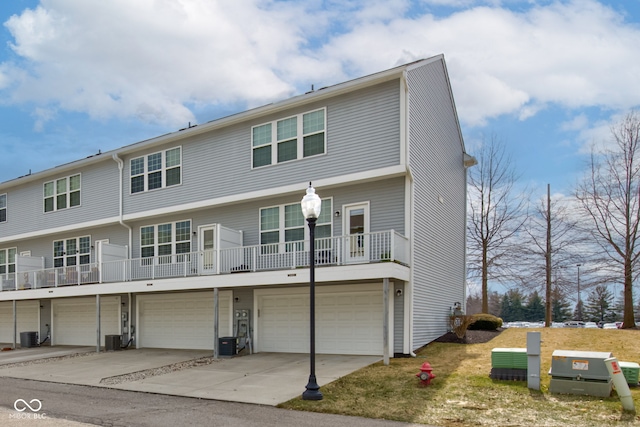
[259,199,332,253]
[0,194,6,222]
[0,247,16,278]
[252,108,326,168]
[131,147,182,193]
[53,237,91,268]
[44,174,81,212]
[140,220,191,264]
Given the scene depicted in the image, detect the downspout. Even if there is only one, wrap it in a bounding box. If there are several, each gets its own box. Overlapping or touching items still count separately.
[112,154,132,258]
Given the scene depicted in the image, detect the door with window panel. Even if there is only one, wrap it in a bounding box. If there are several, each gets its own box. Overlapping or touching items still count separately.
[345,204,369,263]
[0,248,16,290]
[53,237,91,285]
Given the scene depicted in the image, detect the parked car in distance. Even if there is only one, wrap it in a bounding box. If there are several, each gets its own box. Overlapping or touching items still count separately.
[564,321,585,328]
[584,322,598,329]
[550,322,565,328]
[602,323,619,329]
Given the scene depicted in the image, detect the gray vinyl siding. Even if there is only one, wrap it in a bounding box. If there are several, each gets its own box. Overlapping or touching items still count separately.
[393,281,405,354]
[123,80,402,215]
[128,178,405,258]
[407,59,467,349]
[4,224,129,269]
[0,159,120,239]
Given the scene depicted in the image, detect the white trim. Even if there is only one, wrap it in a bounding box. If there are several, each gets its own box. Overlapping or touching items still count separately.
[0,262,410,302]
[0,164,406,245]
[343,202,370,263]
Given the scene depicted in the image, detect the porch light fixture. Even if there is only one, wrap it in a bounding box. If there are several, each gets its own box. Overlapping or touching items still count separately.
[301,182,323,401]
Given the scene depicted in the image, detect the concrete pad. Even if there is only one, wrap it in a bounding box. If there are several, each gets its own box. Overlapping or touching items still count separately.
[0,346,94,365]
[0,347,380,406]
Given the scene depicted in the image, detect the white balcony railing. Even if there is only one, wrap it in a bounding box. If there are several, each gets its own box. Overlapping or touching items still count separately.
[6,231,408,291]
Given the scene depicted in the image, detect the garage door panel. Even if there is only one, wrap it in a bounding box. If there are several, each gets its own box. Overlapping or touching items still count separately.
[258,287,383,355]
[52,297,120,346]
[0,301,40,343]
[138,292,230,350]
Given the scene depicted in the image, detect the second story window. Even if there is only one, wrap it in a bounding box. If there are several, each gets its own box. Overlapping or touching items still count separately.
[252,108,326,168]
[44,174,81,213]
[131,147,182,194]
[0,247,16,277]
[0,194,6,222]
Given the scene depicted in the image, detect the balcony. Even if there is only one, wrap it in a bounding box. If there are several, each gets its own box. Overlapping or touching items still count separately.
[2,231,409,292]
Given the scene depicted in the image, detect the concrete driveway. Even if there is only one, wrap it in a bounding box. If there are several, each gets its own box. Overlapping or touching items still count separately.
[0,346,380,406]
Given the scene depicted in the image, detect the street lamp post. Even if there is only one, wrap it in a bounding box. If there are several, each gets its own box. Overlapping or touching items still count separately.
[301,183,323,401]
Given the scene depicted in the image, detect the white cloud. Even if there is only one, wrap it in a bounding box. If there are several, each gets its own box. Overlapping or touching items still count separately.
[1,0,639,130]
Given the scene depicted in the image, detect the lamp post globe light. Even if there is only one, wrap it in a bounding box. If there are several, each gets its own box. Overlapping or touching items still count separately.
[301,183,323,401]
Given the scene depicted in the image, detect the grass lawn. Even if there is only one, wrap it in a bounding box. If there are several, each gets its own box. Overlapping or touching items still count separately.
[279,328,640,426]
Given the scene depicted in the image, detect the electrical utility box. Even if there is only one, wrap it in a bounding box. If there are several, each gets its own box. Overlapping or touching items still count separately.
[549,350,613,397]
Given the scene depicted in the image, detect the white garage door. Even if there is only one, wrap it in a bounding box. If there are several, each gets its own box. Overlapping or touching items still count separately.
[0,301,40,344]
[257,285,383,355]
[137,291,232,350]
[52,296,120,346]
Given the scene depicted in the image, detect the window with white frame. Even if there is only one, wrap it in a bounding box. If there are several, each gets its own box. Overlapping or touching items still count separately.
[260,199,332,253]
[140,220,191,264]
[252,108,326,168]
[0,247,16,277]
[0,194,6,222]
[53,237,90,268]
[130,147,182,194]
[44,174,81,212]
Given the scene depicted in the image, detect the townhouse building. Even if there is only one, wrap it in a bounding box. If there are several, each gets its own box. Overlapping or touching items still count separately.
[0,54,475,358]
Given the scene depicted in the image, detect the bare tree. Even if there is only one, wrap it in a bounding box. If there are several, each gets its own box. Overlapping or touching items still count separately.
[467,134,527,313]
[520,185,584,326]
[576,111,640,328]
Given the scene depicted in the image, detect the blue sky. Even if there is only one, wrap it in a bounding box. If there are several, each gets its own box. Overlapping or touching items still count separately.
[0,0,639,200]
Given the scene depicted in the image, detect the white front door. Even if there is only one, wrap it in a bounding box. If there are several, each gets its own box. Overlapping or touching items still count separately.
[345,203,369,263]
[199,225,216,274]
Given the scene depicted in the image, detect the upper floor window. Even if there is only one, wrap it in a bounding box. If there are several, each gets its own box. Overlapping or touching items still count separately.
[140,220,191,264]
[0,194,6,222]
[53,236,91,268]
[44,174,81,212]
[0,247,16,276]
[131,147,182,194]
[252,108,326,168]
[260,198,332,253]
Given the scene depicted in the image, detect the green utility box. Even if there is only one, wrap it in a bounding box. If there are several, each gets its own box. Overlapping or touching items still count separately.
[490,348,527,381]
[491,348,527,369]
[549,350,613,397]
[619,361,640,386]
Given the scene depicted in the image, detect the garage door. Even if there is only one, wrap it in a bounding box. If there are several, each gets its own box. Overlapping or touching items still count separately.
[137,291,232,350]
[257,285,383,355]
[0,301,39,343]
[52,296,120,346]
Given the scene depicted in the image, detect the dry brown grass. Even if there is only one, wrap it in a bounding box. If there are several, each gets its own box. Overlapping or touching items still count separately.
[279,328,640,426]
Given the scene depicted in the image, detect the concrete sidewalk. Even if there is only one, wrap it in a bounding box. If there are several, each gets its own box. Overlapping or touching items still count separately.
[0,346,380,406]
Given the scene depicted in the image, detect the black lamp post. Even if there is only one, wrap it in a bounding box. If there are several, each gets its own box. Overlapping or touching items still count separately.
[301,182,323,401]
